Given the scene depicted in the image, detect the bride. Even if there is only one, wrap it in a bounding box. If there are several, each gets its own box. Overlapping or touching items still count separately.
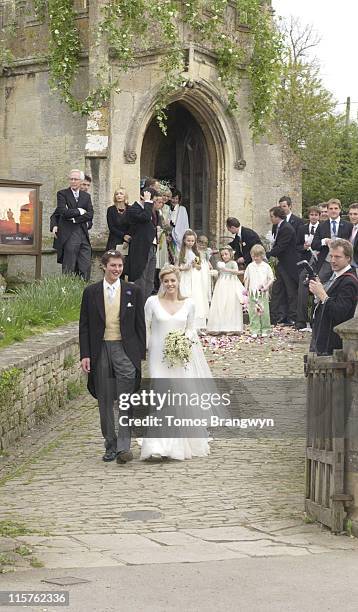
[140,264,212,461]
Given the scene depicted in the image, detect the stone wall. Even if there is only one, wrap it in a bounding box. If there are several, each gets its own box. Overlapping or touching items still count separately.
[0,323,84,451]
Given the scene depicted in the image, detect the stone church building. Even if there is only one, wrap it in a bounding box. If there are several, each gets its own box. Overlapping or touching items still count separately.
[0,0,301,275]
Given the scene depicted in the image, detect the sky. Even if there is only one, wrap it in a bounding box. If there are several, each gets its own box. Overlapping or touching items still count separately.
[272,0,358,115]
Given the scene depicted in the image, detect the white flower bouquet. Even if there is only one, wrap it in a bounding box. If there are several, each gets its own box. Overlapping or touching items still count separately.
[163,330,194,368]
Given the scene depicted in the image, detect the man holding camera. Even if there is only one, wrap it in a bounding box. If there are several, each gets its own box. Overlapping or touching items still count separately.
[309,239,358,355]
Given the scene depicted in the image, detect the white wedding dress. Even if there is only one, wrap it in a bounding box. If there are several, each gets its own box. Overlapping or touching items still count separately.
[140,296,211,460]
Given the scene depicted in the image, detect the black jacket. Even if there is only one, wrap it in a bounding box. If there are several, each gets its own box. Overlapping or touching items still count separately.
[106,205,131,251]
[126,201,157,282]
[79,280,146,398]
[312,268,358,355]
[229,227,262,266]
[267,220,298,282]
[311,219,353,271]
[51,188,93,263]
[288,213,304,234]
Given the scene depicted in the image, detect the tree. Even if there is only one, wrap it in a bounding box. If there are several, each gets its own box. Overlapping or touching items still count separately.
[274,17,358,211]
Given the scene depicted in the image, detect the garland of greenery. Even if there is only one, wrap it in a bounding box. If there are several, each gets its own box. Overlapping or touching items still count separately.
[0,0,282,136]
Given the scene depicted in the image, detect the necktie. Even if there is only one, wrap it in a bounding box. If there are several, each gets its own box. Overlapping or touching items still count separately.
[107,285,115,303]
[310,226,315,235]
[351,225,358,244]
[324,272,337,292]
[331,220,337,236]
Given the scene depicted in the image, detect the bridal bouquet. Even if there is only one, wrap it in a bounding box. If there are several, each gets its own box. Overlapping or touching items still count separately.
[163,330,194,368]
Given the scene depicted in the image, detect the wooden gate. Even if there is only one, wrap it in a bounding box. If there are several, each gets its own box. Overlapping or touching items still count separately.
[305,351,353,533]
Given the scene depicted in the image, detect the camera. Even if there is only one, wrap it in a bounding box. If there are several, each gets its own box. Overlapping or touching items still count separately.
[297,260,317,286]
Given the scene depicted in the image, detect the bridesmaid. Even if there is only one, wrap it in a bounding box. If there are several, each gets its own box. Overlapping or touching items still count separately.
[106,187,131,251]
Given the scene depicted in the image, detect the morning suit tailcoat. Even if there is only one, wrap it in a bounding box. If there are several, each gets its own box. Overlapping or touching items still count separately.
[126,201,157,282]
[229,227,262,266]
[312,268,358,355]
[51,188,93,264]
[105,205,131,251]
[288,213,304,235]
[311,219,353,272]
[267,220,298,282]
[79,280,146,398]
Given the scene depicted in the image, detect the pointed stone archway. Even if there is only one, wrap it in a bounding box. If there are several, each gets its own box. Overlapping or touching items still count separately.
[123,81,245,242]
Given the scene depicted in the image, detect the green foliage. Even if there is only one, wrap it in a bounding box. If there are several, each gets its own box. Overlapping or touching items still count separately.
[17,0,282,135]
[275,17,358,212]
[0,275,86,348]
[0,520,33,537]
[63,354,76,370]
[0,368,21,410]
[67,380,85,400]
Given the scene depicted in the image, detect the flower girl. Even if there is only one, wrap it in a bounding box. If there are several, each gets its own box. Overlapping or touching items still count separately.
[244,244,274,337]
[207,246,244,334]
[177,230,210,329]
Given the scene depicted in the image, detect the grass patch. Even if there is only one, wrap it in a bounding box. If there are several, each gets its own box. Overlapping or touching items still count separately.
[67,380,85,400]
[0,520,33,537]
[14,545,32,557]
[0,553,14,566]
[30,557,44,568]
[0,275,86,348]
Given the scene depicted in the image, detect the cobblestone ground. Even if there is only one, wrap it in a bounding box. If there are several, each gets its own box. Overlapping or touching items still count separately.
[0,327,308,541]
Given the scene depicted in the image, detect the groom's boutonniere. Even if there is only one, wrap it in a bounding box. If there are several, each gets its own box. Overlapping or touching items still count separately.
[126,302,133,308]
[242,241,246,247]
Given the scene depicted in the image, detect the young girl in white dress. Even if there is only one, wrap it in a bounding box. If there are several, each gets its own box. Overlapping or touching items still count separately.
[177,230,210,329]
[207,246,244,334]
[244,244,274,338]
[140,265,212,462]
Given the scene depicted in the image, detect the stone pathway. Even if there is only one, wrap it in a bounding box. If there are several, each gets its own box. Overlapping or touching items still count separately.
[1,326,356,572]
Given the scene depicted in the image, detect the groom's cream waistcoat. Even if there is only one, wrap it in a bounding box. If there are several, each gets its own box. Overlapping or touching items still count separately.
[104,286,121,341]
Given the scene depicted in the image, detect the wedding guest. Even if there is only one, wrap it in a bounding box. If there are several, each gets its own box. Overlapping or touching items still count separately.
[348,203,358,271]
[226,217,262,268]
[106,187,131,251]
[278,195,304,235]
[126,188,158,300]
[309,239,358,355]
[311,198,352,283]
[207,246,244,335]
[244,244,274,338]
[170,189,189,252]
[295,206,321,330]
[51,169,93,281]
[318,202,329,221]
[267,206,298,326]
[81,174,92,192]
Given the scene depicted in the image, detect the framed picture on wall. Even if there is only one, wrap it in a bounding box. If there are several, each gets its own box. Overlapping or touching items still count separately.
[0,180,42,255]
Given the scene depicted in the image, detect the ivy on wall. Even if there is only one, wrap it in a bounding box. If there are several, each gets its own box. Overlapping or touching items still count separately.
[0,0,282,136]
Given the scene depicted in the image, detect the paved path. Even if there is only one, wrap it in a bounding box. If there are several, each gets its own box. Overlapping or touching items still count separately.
[1,326,356,580]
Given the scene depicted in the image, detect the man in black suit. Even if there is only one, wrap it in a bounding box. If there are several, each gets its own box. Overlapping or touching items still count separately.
[309,239,358,355]
[79,251,146,463]
[270,196,304,323]
[51,169,93,280]
[348,203,358,272]
[311,198,352,284]
[267,207,299,325]
[295,206,321,330]
[278,195,305,235]
[126,188,158,300]
[226,217,262,267]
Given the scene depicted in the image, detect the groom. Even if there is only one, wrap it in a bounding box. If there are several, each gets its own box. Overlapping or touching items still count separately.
[79,251,146,464]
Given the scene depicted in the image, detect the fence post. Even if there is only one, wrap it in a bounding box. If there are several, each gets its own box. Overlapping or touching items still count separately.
[335,317,358,535]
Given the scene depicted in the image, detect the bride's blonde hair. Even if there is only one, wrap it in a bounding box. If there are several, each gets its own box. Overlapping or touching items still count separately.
[158,264,185,300]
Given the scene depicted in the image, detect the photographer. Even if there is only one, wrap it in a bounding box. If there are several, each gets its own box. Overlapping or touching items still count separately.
[309,239,358,355]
